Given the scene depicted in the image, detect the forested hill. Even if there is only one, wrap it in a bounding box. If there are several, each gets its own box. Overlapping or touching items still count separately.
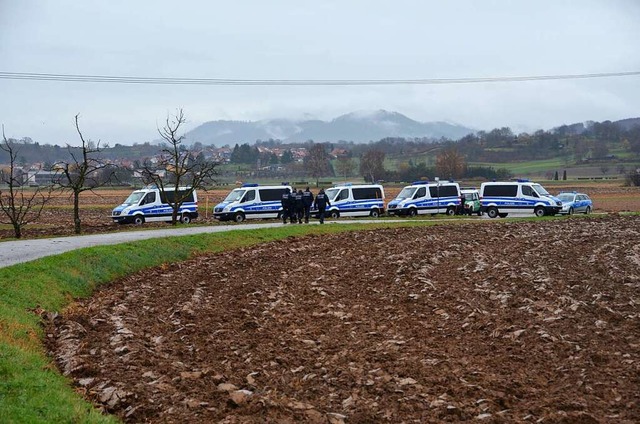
[182,110,474,145]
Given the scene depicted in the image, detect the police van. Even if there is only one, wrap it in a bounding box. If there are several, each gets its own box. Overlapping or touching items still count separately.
[320,183,385,218]
[111,185,198,225]
[213,183,293,222]
[387,180,461,216]
[480,179,562,218]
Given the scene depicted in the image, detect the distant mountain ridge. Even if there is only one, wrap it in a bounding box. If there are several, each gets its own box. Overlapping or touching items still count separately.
[183,110,475,146]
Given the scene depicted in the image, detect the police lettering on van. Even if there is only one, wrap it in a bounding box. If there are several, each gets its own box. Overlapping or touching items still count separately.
[387,180,461,217]
[111,185,198,225]
[318,183,385,218]
[480,179,562,218]
[213,183,293,222]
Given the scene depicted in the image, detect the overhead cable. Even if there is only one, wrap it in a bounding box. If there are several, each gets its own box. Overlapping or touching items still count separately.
[0,70,639,86]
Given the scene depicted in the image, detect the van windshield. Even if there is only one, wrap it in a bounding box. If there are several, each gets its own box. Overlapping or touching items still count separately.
[224,189,245,202]
[123,191,145,205]
[325,188,340,201]
[396,187,417,200]
[532,184,550,196]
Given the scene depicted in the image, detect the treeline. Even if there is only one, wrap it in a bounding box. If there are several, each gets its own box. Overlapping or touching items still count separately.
[3,118,640,169]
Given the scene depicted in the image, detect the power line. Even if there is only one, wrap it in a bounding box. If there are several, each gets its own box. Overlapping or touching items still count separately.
[0,70,639,86]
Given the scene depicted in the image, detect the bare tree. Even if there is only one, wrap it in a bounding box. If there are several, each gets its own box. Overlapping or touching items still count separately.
[435,146,466,179]
[54,114,115,234]
[0,126,53,238]
[304,143,332,187]
[141,109,218,224]
[335,156,356,181]
[359,149,386,183]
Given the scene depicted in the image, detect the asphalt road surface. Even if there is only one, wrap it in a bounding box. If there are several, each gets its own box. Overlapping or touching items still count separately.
[0,220,405,268]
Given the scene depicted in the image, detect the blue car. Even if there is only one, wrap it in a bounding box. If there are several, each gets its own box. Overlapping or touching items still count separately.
[557,192,593,215]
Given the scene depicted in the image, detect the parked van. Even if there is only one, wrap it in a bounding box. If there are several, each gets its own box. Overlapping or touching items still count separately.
[387,181,461,216]
[320,183,385,218]
[213,183,292,222]
[480,179,562,218]
[111,185,198,225]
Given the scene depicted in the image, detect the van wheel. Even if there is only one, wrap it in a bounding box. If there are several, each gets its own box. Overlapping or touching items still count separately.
[234,212,245,223]
[408,208,417,217]
[534,206,545,217]
[499,213,509,218]
[446,207,456,216]
[329,210,340,219]
[133,216,145,225]
[181,214,192,224]
[486,207,499,219]
[585,206,592,214]
[369,209,380,218]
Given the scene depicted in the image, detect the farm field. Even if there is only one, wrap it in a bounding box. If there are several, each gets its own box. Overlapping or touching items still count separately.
[47,215,640,422]
[1,182,639,240]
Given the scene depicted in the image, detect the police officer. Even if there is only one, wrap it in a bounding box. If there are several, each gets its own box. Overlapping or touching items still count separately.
[302,186,314,223]
[295,189,305,224]
[281,188,291,224]
[313,188,331,224]
[289,187,297,223]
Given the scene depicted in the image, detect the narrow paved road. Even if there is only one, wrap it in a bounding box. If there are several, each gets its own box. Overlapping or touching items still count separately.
[0,220,406,268]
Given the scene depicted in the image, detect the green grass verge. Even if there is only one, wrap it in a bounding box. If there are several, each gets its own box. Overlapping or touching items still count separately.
[0,220,443,423]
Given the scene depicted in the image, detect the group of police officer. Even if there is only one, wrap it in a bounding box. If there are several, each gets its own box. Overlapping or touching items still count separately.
[281,187,331,224]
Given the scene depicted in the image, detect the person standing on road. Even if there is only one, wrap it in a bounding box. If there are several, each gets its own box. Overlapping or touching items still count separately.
[302,186,314,223]
[295,189,305,224]
[458,193,466,215]
[281,188,292,224]
[289,187,297,223]
[313,188,331,224]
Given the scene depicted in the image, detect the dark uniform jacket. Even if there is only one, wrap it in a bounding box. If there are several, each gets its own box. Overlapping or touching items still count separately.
[314,192,330,209]
[281,192,291,209]
[302,189,314,207]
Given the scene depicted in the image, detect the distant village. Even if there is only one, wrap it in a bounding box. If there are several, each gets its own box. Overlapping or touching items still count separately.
[0,142,353,187]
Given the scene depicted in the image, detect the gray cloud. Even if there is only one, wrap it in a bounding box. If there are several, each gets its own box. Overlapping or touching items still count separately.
[1,0,639,145]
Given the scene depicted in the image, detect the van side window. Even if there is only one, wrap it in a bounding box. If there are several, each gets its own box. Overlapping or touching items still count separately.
[415,187,426,198]
[439,185,459,197]
[353,187,381,200]
[242,190,256,203]
[142,192,156,205]
[429,185,458,198]
[160,190,195,204]
[483,185,518,197]
[258,188,286,202]
[522,186,539,197]
[337,189,349,201]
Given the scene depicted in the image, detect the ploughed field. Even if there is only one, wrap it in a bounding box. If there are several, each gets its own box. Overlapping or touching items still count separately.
[47,215,640,423]
[2,184,640,240]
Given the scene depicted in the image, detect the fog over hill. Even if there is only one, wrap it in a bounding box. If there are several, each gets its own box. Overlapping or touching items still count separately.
[183,110,475,146]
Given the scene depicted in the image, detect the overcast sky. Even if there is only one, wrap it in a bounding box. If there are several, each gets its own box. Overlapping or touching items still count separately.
[1,0,639,146]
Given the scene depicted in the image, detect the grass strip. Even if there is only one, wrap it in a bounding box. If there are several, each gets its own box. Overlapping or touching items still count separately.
[0,220,438,423]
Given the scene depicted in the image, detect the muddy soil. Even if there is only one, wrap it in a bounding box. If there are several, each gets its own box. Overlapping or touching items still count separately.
[46,215,640,423]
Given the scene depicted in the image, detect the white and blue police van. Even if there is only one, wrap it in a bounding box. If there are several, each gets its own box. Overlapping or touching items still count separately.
[387,180,461,216]
[213,183,293,222]
[480,179,562,218]
[111,185,198,225]
[319,183,385,218]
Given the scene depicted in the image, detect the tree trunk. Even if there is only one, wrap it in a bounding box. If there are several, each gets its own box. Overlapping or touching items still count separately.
[74,191,81,234]
[12,222,22,239]
[171,207,178,225]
